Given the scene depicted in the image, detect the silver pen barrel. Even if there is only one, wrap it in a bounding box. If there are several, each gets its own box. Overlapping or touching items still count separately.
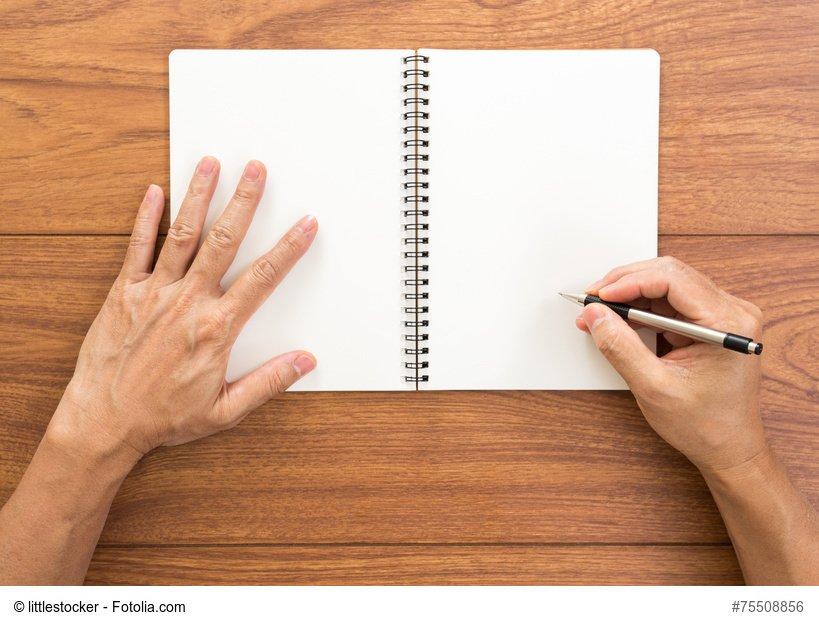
[627,309,726,346]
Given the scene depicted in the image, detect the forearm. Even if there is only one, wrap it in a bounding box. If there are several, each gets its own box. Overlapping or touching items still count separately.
[701,444,819,585]
[0,407,140,584]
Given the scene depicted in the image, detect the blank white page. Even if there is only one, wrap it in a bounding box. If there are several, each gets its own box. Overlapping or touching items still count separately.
[170,50,409,390]
[425,49,659,390]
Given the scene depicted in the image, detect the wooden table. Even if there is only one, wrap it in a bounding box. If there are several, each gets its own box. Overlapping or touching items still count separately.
[1,0,816,585]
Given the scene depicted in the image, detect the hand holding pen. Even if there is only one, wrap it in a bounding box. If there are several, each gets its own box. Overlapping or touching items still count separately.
[569,255,766,473]
[565,256,817,584]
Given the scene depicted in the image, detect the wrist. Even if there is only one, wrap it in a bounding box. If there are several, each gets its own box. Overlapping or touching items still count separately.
[687,407,768,478]
[46,389,144,482]
[698,442,776,491]
[43,420,142,483]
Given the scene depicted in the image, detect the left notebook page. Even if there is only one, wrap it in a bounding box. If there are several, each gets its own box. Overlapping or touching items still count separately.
[169,50,409,391]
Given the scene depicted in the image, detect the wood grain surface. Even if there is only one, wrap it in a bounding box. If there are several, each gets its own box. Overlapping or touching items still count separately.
[0,0,817,584]
[86,545,743,585]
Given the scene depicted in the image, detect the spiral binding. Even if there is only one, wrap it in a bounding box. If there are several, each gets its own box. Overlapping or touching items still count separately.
[402,53,430,386]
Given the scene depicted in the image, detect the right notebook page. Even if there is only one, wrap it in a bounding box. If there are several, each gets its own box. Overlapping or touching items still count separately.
[425,49,659,390]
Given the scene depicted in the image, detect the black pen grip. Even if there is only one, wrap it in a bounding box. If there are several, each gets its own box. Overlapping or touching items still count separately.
[583,295,632,320]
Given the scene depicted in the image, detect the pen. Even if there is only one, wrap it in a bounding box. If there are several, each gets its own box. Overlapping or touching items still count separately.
[559,292,763,355]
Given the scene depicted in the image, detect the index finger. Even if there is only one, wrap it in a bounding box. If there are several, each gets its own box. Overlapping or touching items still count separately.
[220,215,318,329]
[585,258,657,294]
[596,256,729,325]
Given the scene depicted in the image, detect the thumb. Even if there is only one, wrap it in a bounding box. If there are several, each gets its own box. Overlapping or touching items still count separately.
[581,303,663,390]
[217,351,316,424]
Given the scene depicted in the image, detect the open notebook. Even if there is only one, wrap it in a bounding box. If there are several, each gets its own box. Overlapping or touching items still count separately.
[169,49,659,391]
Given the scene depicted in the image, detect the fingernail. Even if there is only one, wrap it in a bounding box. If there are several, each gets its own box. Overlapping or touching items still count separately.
[243,160,262,181]
[298,214,318,234]
[293,353,316,376]
[582,303,609,329]
[197,156,217,176]
[585,280,602,293]
[143,184,157,202]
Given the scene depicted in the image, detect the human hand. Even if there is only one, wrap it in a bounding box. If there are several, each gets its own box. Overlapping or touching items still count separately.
[577,256,766,473]
[50,157,318,458]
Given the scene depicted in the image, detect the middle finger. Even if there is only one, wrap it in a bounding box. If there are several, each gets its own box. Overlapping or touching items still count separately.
[187,160,267,285]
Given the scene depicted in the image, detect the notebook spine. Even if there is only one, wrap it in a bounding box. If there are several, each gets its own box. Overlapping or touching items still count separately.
[402,53,430,387]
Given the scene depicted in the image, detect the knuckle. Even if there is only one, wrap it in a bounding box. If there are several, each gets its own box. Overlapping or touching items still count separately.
[197,308,233,343]
[214,399,243,428]
[250,256,282,286]
[281,232,303,256]
[726,297,763,335]
[701,274,720,294]
[166,220,198,246]
[741,310,763,336]
[232,184,258,205]
[133,208,154,229]
[170,285,195,315]
[605,263,628,279]
[594,320,620,356]
[267,365,291,396]
[206,222,238,250]
[659,255,682,271]
[128,230,151,250]
[746,301,764,322]
[186,175,211,199]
